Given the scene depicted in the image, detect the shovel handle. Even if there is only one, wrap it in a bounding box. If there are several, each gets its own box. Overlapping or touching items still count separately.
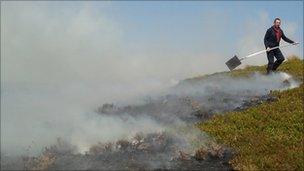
[239,42,300,61]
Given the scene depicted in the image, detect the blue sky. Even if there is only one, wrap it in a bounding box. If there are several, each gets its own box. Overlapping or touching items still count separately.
[2,1,303,88]
[2,1,303,80]
[98,1,303,53]
[11,1,302,58]
[85,1,304,64]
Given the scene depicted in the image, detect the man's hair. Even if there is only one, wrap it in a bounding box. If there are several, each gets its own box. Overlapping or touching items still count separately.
[273,17,281,23]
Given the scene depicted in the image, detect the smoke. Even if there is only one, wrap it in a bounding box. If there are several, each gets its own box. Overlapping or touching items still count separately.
[2,70,299,157]
[1,66,301,170]
[68,113,165,154]
[0,1,212,156]
[1,2,302,170]
[171,71,300,97]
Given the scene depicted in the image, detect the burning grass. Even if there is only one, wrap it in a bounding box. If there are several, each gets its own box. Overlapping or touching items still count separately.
[198,56,304,170]
[21,132,232,170]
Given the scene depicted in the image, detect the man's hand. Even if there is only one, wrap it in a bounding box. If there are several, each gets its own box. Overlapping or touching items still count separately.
[266,47,271,52]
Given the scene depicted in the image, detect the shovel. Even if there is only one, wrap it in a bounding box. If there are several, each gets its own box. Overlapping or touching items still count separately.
[225,43,299,71]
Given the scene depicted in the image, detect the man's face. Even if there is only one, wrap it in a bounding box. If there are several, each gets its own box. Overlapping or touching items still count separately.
[274,20,281,27]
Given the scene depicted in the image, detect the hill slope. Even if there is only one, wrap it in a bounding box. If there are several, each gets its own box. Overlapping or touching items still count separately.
[1,57,302,170]
[197,56,303,170]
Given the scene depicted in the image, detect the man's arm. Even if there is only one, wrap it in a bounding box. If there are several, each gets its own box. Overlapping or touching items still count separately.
[281,30,294,44]
[264,29,271,48]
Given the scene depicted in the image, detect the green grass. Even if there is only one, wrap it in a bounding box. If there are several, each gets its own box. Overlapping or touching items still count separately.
[196,56,304,170]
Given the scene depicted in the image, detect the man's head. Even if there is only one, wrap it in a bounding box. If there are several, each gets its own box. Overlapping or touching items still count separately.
[273,18,281,28]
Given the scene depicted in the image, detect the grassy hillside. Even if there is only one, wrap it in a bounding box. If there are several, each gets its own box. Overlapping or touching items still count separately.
[197,56,304,170]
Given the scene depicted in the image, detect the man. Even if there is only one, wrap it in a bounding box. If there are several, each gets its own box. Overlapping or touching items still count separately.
[264,17,297,74]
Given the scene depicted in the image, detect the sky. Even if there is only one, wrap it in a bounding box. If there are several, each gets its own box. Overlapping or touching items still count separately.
[2,1,303,80]
[1,1,303,155]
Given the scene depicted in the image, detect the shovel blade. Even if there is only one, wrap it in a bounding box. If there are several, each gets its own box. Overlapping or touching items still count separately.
[225,55,241,71]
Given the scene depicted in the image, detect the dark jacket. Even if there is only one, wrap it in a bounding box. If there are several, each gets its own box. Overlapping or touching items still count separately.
[264,26,294,48]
